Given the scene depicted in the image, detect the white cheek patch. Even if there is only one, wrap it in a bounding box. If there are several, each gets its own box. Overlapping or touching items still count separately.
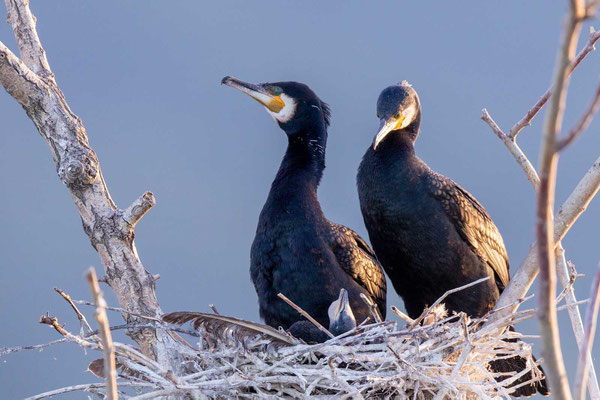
[267,93,297,123]
[400,103,417,129]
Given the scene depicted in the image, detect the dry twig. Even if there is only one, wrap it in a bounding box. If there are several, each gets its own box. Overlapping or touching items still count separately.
[574,262,600,400]
[277,293,334,339]
[53,287,94,336]
[87,267,118,400]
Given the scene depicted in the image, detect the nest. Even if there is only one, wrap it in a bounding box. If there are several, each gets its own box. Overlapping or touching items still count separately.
[83,301,545,400]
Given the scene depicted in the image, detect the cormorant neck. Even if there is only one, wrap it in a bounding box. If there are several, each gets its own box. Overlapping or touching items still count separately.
[276,124,327,188]
[378,129,417,155]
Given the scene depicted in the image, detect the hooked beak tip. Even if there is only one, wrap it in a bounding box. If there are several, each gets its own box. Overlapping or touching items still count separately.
[221,76,231,85]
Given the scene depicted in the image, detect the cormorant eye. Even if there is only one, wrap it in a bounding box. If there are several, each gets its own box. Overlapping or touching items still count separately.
[394,112,402,119]
[271,87,283,96]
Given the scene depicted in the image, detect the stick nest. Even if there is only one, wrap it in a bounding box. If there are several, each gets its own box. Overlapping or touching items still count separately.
[97,303,544,399]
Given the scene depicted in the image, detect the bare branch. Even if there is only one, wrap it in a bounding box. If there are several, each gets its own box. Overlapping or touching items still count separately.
[536,1,585,397]
[481,109,540,187]
[24,382,154,400]
[39,313,99,350]
[0,0,190,371]
[489,156,600,326]
[557,248,600,398]
[87,267,118,400]
[408,277,490,330]
[508,27,600,139]
[53,287,94,336]
[574,262,600,400]
[391,306,415,325]
[4,0,52,79]
[557,77,600,151]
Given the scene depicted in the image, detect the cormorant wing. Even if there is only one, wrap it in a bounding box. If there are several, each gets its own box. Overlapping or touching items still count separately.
[328,223,387,317]
[427,172,510,291]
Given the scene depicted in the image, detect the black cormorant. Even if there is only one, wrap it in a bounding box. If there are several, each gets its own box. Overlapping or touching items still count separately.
[222,76,387,334]
[356,82,548,397]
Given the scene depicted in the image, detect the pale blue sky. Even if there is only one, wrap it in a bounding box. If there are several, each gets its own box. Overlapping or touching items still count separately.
[1,1,599,398]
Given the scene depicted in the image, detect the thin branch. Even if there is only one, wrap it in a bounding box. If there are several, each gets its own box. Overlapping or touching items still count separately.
[24,382,154,400]
[488,156,600,328]
[53,287,94,336]
[574,262,600,400]
[277,293,334,339]
[536,1,585,397]
[481,109,540,187]
[87,267,118,400]
[39,313,99,350]
[557,77,600,151]
[409,277,490,330]
[508,27,600,140]
[556,247,600,398]
[391,306,416,325]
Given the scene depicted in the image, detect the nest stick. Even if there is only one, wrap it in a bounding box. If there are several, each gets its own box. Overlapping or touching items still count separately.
[277,293,334,339]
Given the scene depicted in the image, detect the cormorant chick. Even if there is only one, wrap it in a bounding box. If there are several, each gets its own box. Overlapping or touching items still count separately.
[357,82,548,397]
[288,288,357,343]
[222,76,387,334]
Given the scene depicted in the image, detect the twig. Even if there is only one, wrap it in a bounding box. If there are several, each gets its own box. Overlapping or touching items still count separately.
[409,277,490,330]
[87,267,118,400]
[72,299,162,322]
[556,247,600,398]
[508,27,600,140]
[24,382,154,400]
[391,306,416,325]
[481,109,540,187]
[574,262,600,400]
[53,287,94,336]
[39,313,99,350]
[359,292,383,323]
[557,76,600,151]
[277,293,334,339]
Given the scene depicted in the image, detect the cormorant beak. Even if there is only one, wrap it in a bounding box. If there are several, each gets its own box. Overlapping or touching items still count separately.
[221,76,285,113]
[334,288,350,320]
[373,114,408,150]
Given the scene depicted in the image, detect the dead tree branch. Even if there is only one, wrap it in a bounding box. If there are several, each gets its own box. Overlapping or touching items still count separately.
[535,1,585,397]
[557,77,600,151]
[0,0,188,371]
[87,267,118,400]
[53,287,93,336]
[508,27,600,140]
[574,262,600,400]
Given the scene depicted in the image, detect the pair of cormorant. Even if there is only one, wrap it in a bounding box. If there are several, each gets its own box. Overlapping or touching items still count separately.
[222,76,548,397]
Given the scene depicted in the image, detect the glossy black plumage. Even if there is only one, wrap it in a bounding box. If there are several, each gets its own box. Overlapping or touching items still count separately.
[223,77,386,334]
[357,83,548,397]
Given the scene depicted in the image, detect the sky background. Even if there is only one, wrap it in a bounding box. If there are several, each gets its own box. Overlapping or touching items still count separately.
[1,1,599,398]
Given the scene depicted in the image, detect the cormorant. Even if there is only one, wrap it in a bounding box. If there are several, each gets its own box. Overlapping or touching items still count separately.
[356,82,548,397]
[222,76,387,334]
[288,288,357,343]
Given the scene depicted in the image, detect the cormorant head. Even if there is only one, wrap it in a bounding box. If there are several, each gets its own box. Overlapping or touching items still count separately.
[373,81,421,150]
[328,289,357,336]
[222,76,331,137]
